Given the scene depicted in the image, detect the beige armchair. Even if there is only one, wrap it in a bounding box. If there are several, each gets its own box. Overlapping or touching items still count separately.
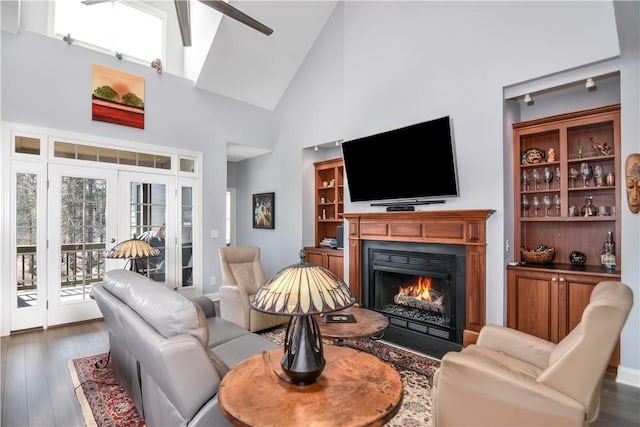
[218,246,288,332]
[432,280,633,427]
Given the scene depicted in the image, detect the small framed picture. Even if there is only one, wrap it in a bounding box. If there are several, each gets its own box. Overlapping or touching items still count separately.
[252,192,275,229]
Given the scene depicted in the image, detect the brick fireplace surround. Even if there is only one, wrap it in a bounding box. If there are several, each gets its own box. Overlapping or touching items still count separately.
[343,209,495,346]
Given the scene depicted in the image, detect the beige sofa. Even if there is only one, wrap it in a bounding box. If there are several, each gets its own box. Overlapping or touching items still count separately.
[432,280,633,427]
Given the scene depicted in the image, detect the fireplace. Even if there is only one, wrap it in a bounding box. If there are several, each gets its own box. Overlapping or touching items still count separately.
[343,210,494,355]
[362,240,466,358]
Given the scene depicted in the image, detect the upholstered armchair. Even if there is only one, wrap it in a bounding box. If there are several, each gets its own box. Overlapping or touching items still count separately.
[432,281,633,427]
[218,246,288,332]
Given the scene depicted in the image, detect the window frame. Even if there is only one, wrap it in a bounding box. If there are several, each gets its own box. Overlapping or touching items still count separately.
[48,0,168,66]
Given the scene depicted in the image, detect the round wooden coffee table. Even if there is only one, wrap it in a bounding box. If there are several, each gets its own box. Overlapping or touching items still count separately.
[218,346,403,427]
[318,306,389,344]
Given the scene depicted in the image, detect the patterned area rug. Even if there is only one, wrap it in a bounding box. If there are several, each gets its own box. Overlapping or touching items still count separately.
[69,328,440,427]
[260,326,441,427]
[68,354,145,427]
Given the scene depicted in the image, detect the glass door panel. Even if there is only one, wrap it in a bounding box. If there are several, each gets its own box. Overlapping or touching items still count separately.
[59,176,107,302]
[118,172,174,288]
[129,182,166,282]
[11,165,47,331]
[181,186,193,288]
[16,172,39,307]
[47,165,116,326]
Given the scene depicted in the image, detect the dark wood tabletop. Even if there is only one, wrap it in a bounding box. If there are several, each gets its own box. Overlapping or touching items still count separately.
[218,346,403,427]
[317,306,389,340]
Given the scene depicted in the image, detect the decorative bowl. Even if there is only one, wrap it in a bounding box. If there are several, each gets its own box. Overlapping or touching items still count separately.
[569,251,587,265]
[521,247,556,264]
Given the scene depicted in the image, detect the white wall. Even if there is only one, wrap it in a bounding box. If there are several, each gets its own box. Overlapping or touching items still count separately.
[236,1,638,380]
[0,30,275,296]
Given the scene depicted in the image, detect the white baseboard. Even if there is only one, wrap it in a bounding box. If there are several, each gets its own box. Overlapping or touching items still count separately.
[616,366,640,388]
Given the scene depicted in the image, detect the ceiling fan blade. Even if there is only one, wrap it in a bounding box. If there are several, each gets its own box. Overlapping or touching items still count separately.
[174,0,192,46]
[199,0,273,36]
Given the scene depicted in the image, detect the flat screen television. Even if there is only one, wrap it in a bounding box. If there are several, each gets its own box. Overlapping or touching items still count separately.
[341,116,459,203]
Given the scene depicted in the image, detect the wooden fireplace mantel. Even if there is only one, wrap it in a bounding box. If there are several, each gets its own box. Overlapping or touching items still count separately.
[343,209,495,346]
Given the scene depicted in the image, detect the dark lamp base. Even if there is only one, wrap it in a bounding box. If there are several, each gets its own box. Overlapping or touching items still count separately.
[281,315,325,385]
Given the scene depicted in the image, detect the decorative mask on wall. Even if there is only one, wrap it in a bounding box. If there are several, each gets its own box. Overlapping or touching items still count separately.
[625,153,640,214]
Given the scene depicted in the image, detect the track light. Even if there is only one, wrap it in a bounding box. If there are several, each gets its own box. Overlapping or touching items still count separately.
[524,93,534,106]
[586,78,596,92]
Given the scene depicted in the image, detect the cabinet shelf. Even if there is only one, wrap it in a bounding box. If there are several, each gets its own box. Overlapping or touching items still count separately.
[568,186,615,192]
[521,216,616,222]
[521,161,560,168]
[567,154,615,163]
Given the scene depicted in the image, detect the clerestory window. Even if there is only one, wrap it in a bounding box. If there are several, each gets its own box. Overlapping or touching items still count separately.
[53,0,166,64]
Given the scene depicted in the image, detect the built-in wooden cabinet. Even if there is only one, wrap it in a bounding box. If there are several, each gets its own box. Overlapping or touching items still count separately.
[304,247,344,281]
[508,104,622,372]
[305,158,344,278]
[507,265,621,372]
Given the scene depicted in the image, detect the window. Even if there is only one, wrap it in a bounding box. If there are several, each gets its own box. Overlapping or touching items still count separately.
[53,0,165,64]
[54,141,171,170]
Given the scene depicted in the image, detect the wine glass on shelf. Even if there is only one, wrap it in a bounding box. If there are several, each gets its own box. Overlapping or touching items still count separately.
[521,170,530,192]
[580,162,593,187]
[543,195,552,217]
[522,194,530,217]
[568,167,579,188]
[593,165,604,187]
[554,167,561,189]
[543,167,553,190]
[532,196,541,217]
[553,194,561,216]
[532,169,541,191]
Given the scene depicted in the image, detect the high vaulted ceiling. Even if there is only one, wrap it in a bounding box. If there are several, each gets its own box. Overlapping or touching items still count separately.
[185,1,338,161]
[192,0,338,111]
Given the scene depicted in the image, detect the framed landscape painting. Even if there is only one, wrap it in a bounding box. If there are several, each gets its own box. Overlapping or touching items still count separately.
[253,193,275,229]
[92,64,145,129]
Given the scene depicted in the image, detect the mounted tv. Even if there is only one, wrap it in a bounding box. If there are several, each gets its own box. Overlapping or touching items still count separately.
[341,116,459,204]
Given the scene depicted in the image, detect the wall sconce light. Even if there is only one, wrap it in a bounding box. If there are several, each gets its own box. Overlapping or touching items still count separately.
[586,78,596,92]
[314,145,319,152]
[524,93,534,106]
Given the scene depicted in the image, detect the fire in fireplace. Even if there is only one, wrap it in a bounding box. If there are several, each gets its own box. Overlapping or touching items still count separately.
[362,240,466,358]
[386,276,446,320]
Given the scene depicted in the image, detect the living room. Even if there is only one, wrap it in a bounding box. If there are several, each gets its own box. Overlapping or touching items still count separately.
[1,0,639,423]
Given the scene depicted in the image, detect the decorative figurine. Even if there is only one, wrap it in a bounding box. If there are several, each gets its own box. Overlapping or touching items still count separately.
[577,139,583,159]
[547,148,556,162]
[625,153,640,214]
[590,137,613,156]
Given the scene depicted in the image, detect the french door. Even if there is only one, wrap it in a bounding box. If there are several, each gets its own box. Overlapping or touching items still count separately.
[45,165,118,327]
[11,167,181,330]
[5,126,201,333]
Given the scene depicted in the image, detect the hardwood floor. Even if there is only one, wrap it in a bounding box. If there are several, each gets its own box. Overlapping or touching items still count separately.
[1,320,639,426]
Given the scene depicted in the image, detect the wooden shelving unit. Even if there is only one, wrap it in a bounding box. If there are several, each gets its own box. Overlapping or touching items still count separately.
[305,158,344,278]
[508,104,622,372]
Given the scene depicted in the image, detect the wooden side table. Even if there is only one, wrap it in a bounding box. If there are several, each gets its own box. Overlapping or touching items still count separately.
[218,346,403,427]
[318,306,389,343]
